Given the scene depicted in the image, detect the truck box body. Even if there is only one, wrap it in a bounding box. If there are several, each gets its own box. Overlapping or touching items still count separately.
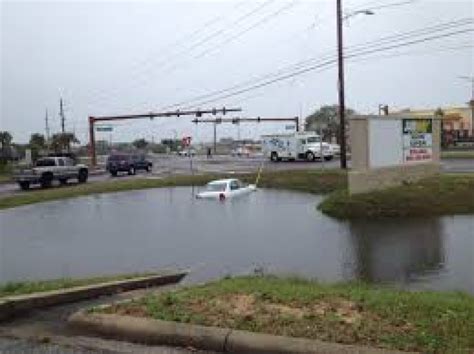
[261,132,334,161]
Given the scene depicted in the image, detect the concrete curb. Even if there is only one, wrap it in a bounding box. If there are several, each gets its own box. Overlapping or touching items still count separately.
[0,272,187,322]
[68,312,411,354]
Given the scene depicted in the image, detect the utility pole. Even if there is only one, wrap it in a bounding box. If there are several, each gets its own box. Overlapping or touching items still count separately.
[45,108,50,141]
[59,98,65,133]
[458,76,474,137]
[213,121,217,154]
[336,0,347,169]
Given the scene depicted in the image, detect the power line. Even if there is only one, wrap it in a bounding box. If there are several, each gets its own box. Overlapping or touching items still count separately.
[175,27,473,109]
[193,1,299,59]
[162,19,472,109]
[85,0,278,108]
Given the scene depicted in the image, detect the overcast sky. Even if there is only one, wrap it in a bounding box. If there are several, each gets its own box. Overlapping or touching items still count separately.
[1,0,473,144]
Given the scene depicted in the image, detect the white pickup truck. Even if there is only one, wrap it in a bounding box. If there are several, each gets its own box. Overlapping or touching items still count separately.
[14,156,89,190]
[261,132,334,162]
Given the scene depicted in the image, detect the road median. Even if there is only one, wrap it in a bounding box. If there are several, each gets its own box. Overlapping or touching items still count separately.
[0,272,187,322]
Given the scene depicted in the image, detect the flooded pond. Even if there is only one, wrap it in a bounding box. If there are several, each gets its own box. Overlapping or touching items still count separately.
[0,188,473,294]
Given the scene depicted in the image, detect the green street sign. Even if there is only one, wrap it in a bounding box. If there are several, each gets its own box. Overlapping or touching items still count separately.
[96,126,113,132]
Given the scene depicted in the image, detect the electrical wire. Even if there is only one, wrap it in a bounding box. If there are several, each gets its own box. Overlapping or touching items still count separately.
[85,0,279,108]
[175,27,473,109]
[161,18,473,109]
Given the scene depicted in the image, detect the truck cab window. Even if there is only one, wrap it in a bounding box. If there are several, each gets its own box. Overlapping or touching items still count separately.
[35,158,55,167]
[58,159,65,166]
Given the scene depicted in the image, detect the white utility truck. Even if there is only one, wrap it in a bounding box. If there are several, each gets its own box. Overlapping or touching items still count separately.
[261,132,334,162]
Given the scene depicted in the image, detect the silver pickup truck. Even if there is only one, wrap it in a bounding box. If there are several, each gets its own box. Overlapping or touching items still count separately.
[14,156,89,190]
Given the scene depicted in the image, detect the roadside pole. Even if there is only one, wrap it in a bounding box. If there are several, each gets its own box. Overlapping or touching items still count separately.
[337,0,347,169]
[320,120,325,169]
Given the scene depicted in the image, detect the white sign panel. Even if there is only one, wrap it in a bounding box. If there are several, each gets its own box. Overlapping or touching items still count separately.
[402,119,433,163]
[369,119,403,168]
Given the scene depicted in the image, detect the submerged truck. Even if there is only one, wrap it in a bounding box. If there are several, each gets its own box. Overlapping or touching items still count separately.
[14,156,89,190]
[261,132,334,162]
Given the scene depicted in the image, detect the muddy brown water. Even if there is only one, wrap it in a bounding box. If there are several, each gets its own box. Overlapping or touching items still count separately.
[0,188,473,294]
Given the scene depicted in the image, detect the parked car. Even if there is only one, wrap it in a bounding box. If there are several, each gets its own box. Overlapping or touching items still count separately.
[196,178,256,201]
[106,154,152,176]
[231,147,251,157]
[13,156,88,190]
[178,149,196,157]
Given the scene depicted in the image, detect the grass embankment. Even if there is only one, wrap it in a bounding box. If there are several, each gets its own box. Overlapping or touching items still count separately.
[100,276,474,353]
[0,163,12,184]
[441,150,474,159]
[319,174,474,218]
[0,170,346,210]
[0,272,156,298]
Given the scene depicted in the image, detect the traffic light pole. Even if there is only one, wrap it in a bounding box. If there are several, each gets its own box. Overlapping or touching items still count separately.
[88,107,241,167]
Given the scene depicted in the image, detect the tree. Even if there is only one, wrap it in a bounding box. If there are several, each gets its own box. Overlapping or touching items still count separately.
[0,131,13,163]
[304,105,356,143]
[132,138,148,150]
[29,133,47,160]
[29,133,46,149]
[50,133,79,153]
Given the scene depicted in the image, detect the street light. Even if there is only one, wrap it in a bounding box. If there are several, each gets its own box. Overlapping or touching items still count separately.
[458,76,474,136]
[343,9,375,21]
[336,1,375,169]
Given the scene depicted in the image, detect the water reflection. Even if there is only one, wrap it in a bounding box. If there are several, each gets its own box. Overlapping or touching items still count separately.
[347,219,445,285]
[0,188,472,294]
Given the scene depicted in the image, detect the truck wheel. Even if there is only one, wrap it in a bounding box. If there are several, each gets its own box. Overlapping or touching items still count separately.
[110,170,118,177]
[18,181,30,190]
[324,156,333,161]
[40,173,53,188]
[59,178,68,185]
[128,166,136,175]
[146,165,151,172]
[78,169,88,183]
[270,152,279,162]
[306,151,315,162]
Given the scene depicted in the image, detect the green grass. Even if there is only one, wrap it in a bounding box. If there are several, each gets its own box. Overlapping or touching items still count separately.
[99,276,474,353]
[441,150,474,159]
[0,170,346,210]
[0,163,13,184]
[318,174,474,218]
[0,272,157,298]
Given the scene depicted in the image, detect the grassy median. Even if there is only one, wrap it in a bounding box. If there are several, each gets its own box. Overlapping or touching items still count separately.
[441,150,474,159]
[0,170,346,210]
[319,174,474,218]
[99,276,474,353]
[0,272,158,298]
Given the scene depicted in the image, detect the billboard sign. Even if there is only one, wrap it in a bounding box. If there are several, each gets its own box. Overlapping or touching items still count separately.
[402,119,433,163]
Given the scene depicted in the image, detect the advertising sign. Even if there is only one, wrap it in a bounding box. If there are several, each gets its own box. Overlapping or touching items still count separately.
[402,119,433,163]
[182,136,192,147]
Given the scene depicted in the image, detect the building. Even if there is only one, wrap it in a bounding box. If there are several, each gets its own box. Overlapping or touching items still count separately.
[393,102,473,136]
[392,101,474,145]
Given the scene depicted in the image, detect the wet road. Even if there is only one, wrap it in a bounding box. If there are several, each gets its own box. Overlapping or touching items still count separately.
[1,156,472,196]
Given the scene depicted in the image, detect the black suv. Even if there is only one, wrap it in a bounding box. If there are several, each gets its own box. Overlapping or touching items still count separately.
[106,154,153,176]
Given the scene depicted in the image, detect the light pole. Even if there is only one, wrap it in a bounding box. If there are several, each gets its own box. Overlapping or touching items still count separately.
[336,3,374,169]
[458,76,474,137]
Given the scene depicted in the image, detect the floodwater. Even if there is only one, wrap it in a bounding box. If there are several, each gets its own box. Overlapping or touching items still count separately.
[0,188,473,294]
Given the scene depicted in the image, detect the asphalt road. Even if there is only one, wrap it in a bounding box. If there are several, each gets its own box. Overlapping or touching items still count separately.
[0,156,473,196]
